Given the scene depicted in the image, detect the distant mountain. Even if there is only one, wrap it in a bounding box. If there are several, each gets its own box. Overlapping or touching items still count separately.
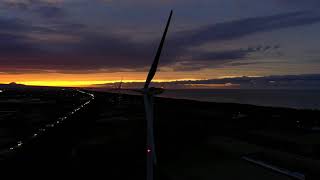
[0,82,26,89]
[177,74,320,89]
[94,74,320,89]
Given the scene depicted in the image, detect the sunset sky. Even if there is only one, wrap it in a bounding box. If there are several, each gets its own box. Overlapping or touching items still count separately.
[1,0,320,87]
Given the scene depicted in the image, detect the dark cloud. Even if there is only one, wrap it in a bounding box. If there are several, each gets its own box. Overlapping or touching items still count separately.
[62,10,299,70]
[194,49,251,62]
[172,62,209,71]
[170,44,280,71]
[0,18,25,31]
[0,33,35,55]
[276,0,320,8]
[0,17,45,56]
[33,5,65,18]
[1,10,320,73]
[3,0,65,18]
[228,62,261,66]
[168,11,320,48]
[0,15,85,56]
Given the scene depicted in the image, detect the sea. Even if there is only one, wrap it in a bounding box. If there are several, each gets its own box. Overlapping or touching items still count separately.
[159,89,320,110]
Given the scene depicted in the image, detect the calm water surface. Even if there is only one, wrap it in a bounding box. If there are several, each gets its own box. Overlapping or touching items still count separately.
[160,89,320,110]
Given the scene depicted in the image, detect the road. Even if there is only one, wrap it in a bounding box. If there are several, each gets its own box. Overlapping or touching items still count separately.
[0,89,95,159]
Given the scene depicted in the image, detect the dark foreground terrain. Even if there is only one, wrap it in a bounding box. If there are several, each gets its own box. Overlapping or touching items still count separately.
[0,86,320,179]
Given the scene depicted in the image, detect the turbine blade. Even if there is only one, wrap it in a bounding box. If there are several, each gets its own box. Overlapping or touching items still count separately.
[144,10,173,89]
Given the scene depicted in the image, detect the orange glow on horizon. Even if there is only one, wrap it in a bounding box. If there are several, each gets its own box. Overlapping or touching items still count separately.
[0,66,267,87]
[0,71,209,87]
[10,79,182,87]
[0,74,206,87]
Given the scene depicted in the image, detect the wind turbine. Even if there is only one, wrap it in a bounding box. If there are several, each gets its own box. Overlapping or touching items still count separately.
[117,77,123,92]
[143,10,173,180]
[117,77,123,105]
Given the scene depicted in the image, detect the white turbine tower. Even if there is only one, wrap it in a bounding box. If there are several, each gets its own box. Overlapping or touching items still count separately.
[143,10,173,180]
